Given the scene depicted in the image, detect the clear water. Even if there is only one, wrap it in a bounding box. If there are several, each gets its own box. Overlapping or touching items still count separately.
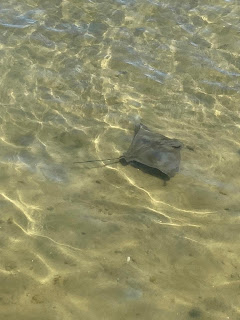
[0,0,239,319]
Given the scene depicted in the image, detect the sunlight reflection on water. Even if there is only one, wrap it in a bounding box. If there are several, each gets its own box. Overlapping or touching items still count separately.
[0,0,239,319]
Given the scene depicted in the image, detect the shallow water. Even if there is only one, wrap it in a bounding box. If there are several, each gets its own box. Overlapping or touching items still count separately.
[0,0,239,319]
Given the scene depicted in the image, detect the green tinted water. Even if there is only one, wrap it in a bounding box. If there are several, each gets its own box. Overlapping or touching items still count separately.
[0,0,239,319]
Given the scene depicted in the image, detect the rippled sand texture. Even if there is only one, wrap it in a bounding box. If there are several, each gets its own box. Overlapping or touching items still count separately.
[0,0,239,319]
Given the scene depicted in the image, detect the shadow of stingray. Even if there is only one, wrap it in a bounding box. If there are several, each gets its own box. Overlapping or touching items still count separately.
[120,157,170,182]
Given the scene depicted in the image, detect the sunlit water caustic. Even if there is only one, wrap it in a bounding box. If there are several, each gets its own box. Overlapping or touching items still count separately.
[0,0,239,319]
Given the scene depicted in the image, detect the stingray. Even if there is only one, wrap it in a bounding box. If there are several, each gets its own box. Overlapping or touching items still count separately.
[120,123,182,179]
[75,123,182,179]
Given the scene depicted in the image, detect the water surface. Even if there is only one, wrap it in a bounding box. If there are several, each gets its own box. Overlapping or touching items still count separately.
[0,0,239,319]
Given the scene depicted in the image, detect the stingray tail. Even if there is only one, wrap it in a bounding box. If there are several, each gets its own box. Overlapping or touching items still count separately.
[73,157,121,164]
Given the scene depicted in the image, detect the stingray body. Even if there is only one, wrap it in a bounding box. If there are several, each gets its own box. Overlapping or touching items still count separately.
[120,123,182,179]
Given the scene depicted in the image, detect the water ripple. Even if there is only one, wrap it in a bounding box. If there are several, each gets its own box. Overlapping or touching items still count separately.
[0,1,239,319]
[0,8,44,29]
